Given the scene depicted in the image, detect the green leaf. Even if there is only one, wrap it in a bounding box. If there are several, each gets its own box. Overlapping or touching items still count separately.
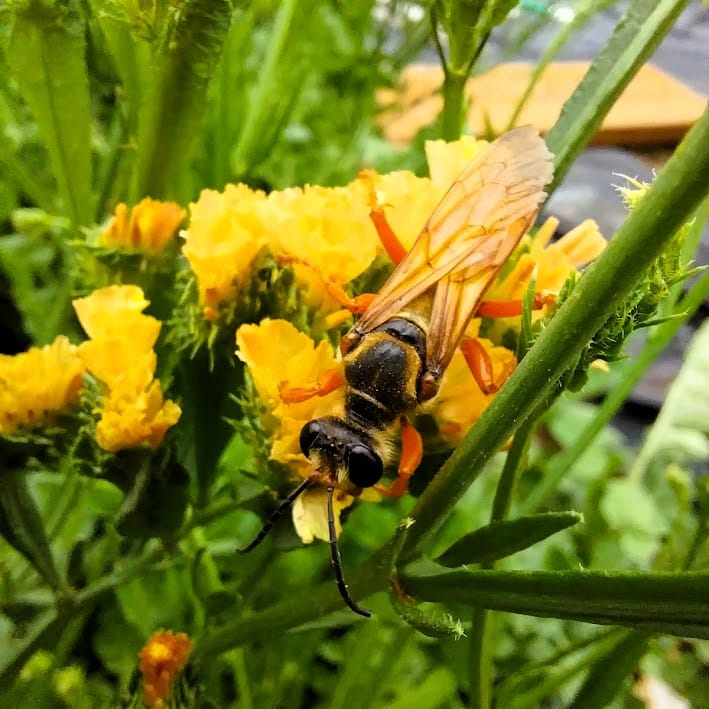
[571,630,651,708]
[401,569,709,638]
[599,479,668,563]
[130,0,232,200]
[496,629,626,709]
[434,512,583,567]
[0,610,66,691]
[230,0,301,176]
[628,320,709,479]
[390,594,465,639]
[111,449,190,540]
[545,0,690,195]
[173,350,243,506]
[115,565,196,638]
[385,667,458,709]
[0,227,74,344]
[6,0,93,227]
[0,468,63,591]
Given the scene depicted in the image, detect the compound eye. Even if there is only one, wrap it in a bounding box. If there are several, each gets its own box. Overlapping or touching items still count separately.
[347,445,383,488]
[300,420,324,457]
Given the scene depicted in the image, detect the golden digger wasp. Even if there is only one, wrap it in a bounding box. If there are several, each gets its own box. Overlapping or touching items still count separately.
[241,126,554,616]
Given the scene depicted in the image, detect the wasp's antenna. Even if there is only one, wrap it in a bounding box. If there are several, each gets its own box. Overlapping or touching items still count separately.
[327,486,371,618]
[239,477,314,553]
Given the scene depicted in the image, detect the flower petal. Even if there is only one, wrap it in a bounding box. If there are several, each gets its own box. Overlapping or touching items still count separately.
[425,135,488,187]
[292,487,354,543]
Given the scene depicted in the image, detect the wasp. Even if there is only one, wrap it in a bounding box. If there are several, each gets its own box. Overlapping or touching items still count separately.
[241,126,553,616]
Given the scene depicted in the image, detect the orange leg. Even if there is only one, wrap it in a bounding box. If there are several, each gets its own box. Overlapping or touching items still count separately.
[460,338,501,395]
[358,169,408,265]
[278,368,345,404]
[324,282,376,314]
[370,208,407,265]
[375,417,423,498]
[476,293,556,318]
[322,204,407,315]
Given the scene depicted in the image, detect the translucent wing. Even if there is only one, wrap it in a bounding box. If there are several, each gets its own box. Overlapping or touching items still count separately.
[351,125,553,375]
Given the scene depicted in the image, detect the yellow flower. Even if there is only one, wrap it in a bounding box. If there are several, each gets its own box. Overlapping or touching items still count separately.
[0,336,85,436]
[236,319,344,466]
[182,185,267,320]
[236,319,356,543]
[73,286,181,452]
[102,198,185,255]
[267,184,378,283]
[138,630,192,709]
[94,382,182,453]
[491,217,606,303]
[262,183,380,314]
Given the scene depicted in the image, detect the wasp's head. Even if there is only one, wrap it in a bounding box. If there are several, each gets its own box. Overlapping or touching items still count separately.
[299,416,383,488]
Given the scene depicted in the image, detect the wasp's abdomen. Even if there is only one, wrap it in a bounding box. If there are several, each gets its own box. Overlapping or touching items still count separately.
[343,319,425,429]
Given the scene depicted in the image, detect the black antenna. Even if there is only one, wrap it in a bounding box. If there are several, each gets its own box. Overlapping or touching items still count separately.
[239,477,314,553]
[327,486,371,618]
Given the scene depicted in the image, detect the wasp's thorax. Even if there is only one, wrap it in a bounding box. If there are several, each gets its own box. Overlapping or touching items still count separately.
[300,318,428,489]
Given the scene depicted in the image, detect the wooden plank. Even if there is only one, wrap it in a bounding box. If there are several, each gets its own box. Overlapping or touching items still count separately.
[377,62,707,146]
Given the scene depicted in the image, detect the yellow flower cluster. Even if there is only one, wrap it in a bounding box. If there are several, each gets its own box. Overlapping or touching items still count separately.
[182,185,268,320]
[73,285,181,452]
[183,181,382,321]
[230,136,606,544]
[138,630,192,709]
[101,197,185,255]
[183,137,494,324]
[0,336,85,436]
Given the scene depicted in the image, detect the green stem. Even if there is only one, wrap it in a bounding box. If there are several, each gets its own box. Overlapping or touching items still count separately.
[229,648,254,709]
[518,267,709,515]
[491,419,534,523]
[498,628,629,709]
[572,630,651,708]
[187,497,245,531]
[0,610,65,691]
[439,71,468,141]
[469,417,535,707]
[496,627,622,699]
[0,541,163,687]
[399,106,709,559]
[468,607,493,709]
[47,460,83,543]
[683,496,708,571]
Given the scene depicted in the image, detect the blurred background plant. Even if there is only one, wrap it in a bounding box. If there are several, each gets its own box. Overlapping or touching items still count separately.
[0,0,707,707]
